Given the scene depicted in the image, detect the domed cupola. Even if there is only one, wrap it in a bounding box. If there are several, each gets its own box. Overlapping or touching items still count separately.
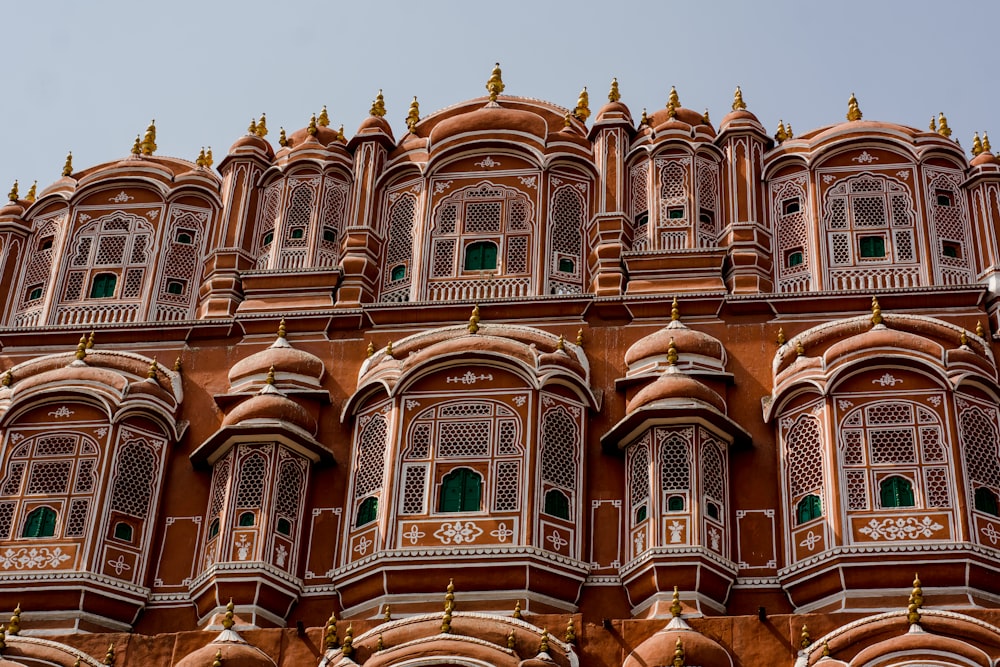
[227,319,325,393]
[623,591,735,666]
[225,113,276,162]
[174,602,276,667]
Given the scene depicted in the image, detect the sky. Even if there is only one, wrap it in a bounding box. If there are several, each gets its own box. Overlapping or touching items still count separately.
[1,1,998,199]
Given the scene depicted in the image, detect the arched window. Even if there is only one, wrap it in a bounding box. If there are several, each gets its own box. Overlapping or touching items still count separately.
[880,476,915,508]
[356,496,378,527]
[238,511,255,527]
[543,489,570,519]
[208,517,220,539]
[23,506,57,538]
[975,487,1000,516]
[89,273,117,298]
[796,494,822,524]
[276,517,292,535]
[667,495,685,512]
[463,241,498,272]
[114,521,134,542]
[438,468,482,512]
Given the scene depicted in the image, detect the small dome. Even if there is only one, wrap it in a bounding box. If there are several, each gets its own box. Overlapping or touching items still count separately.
[719,108,764,133]
[624,621,734,667]
[228,132,275,159]
[228,330,325,392]
[624,320,727,377]
[430,104,548,147]
[628,369,726,414]
[971,151,1000,167]
[287,123,340,149]
[223,389,317,435]
[0,657,29,667]
[174,641,275,667]
[594,100,633,125]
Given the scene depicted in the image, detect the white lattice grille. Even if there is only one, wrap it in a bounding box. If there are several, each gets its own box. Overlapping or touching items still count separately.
[255,181,282,266]
[279,183,315,269]
[27,460,72,494]
[493,460,520,512]
[401,464,427,515]
[36,435,77,456]
[432,239,456,277]
[209,452,232,518]
[846,469,869,510]
[541,406,579,490]
[869,429,917,464]
[0,502,14,539]
[866,402,911,425]
[155,210,204,312]
[658,429,691,492]
[317,178,348,266]
[630,161,650,251]
[16,217,60,312]
[549,187,584,282]
[497,419,519,455]
[919,426,945,463]
[380,193,417,299]
[275,459,304,522]
[701,438,725,504]
[787,415,824,498]
[927,171,974,284]
[629,435,651,508]
[66,498,88,537]
[405,423,431,459]
[1,462,25,495]
[924,467,951,508]
[842,430,865,465]
[959,405,1000,490]
[355,413,388,498]
[110,441,156,519]
[438,421,491,457]
[235,452,267,509]
[506,236,528,274]
[465,201,502,233]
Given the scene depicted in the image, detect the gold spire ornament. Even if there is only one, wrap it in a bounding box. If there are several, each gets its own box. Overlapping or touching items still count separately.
[486,63,505,102]
[265,365,276,385]
[973,132,984,156]
[670,585,682,617]
[732,86,747,111]
[468,304,481,334]
[173,356,182,372]
[383,605,391,622]
[141,120,157,156]
[702,108,711,124]
[574,86,590,122]
[86,331,95,349]
[376,634,384,651]
[565,617,576,644]
[871,296,883,326]
[539,628,549,654]
[196,147,207,167]
[822,640,830,657]
[846,93,862,121]
[441,579,455,633]
[556,334,566,351]
[75,335,87,361]
[977,321,986,337]
[62,151,74,177]
[563,113,573,129]
[324,611,337,649]
[800,624,811,649]
[337,125,346,142]
[640,108,649,126]
[608,77,620,103]
[929,116,937,132]
[341,625,354,657]
[1,371,12,387]
[513,599,522,619]
[775,120,788,142]
[212,648,222,667]
[984,132,993,153]
[406,96,420,133]
[667,338,678,366]
[777,328,786,346]
[7,181,17,202]
[796,340,805,357]
[104,643,115,666]
[318,105,330,127]
[507,629,516,650]
[961,330,969,347]
[672,637,685,667]
[385,340,394,357]
[0,624,5,652]
[370,90,387,118]
[256,113,268,137]
[277,318,287,339]
[278,127,288,148]
[366,341,375,358]
[205,147,213,168]
[907,573,923,625]
[307,114,318,136]
[937,112,952,138]
[668,85,680,110]
[576,328,584,346]
[147,359,159,380]
[248,117,258,135]
[671,296,680,321]
[8,604,20,635]
[785,122,794,139]
[223,599,235,630]
[25,181,36,203]
[131,135,141,156]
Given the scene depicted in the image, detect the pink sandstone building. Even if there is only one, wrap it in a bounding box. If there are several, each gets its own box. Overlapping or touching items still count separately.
[0,67,997,665]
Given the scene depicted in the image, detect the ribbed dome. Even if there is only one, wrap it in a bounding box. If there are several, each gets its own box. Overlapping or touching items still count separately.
[627,369,726,414]
[228,331,325,392]
[430,104,548,146]
[228,132,274,158]
[624,620,734,667]
[174,641,275,667]
[223,388,317,435]
[624,319,727,377]
[594,100,632,124]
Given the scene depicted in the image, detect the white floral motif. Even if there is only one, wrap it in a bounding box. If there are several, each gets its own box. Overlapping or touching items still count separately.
[512,396,526,407]
[434,180,453,194]
[896,170,910,180]
[107,555,131,576]
[872,373,902,387]
[405,400,421,411]
[926,396,942,407]
[110,191,134,203]
[354,535,373,556]
[823,174,837,184]
[981,522,1000,546]
[446,372,493,385]
[0,546,71,570]
[275,544,288,567]
[851,151,879,164]
[709,527,721,551]
[858,516,944,541]
[838,400,854,410]
[146,210,159,220]
[475,157,501,168]
[236,534,252,561]
[668,521,684,543]
[9,433,23,443]
[490,522,515,542]
[95,428,108,437]
[402,525,425,545]
[517,176,537,189]
[48,406,74,418]
[546,530,568,550]
[433,521,483,545]
[634,531,645,554]
[799,531,822,551]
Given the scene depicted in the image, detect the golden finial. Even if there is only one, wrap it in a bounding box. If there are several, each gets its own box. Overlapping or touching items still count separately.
[324,611,337,649]
[507,629,516,650]
[576,328,584,347]
[539,628,549,654]
[667,338,678,366]
[556,334,565,351]
[668,85,680,109]
[8,604,20,636]
[265,365,276,385]
[786,122,794,139]
[929,116,937,132]
[984,132,992,153]
[702,108,711,124]
[376,634,384,651]
[822,640,830,657]
[370,89,387,118]
[147,359,159,380]
[961,330,969,347]
[608,77,620,103]
[75,334,87,361]
[846,93,862,121]
[75,658,81,667]
[131,135,141,156]
[7,181,17,202]
[205,147,213,168]
[341,624,354,657]
[445,578,455,611]
[173,356,182,373]
[1,371,12,387]
[973,132,984,156]
[670,585,682,618]
[800,624,811,649]
[196,147,207,167]
[640,108,649,126]
[277,318,287,339]
[337,125,346,142]
[672,637,685,667]
[666,99,677,119]
[385,340,394,357]
[383,605,391,622]
[441,579,454,633]
[104,643,115,665]
[86,330,95,349]
[796,340,805,357]
[318,105,330,127]
[406,96,420,133]
[0,624,5,651]
[671,296,680,321]
[307,114,318,136]
[574,87,590,122]
[513,599,522,619]
[486,63,505,102]
[278,127,288,148]
[565,617,576,644]
[468,304,481,334]
[256,113,268,138]
[563,113,573,129]
[775,120,788,142]
[977,321,986,337]
[212,648,222,667]
[223,599,235,630]
[141,119,157,156]
[777,328,786,346]
[732,86,747,111]
[871,296,883,326]
[25,181,36,203]
[366,341,375,358]
[907,573,923,625]
[938,112,952,138]
[62,151,74,177]
[248,117,258,135]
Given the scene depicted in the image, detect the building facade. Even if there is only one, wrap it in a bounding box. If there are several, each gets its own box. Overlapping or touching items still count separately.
[0,69,998,665]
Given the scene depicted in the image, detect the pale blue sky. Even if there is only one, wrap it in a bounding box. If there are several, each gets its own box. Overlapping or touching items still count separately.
[1,1,996,199]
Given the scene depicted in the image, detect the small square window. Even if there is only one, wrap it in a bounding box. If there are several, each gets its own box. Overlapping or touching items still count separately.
[39,237,54,251]
[942,241,961,259]
[635,211,649,228]
[935,190,954,207]
[27,286,43,301]
[166,280,186,295]
[667,207,684,220]
[859,235,886,258]
[782,199,801,215]
[322,227,337,243]
[174,230,194,244]
[786,248,804,268]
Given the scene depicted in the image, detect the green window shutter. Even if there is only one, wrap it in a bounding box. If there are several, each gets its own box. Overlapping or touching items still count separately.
[880,476,914,508]
[975,487,999,516]
[356,496,378,526]
[796,494,822,524]
[24,507,57,538]
[464,242,498,271]
[440,469,482,512]
[544,489,569,519]
[90,273,117,298]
